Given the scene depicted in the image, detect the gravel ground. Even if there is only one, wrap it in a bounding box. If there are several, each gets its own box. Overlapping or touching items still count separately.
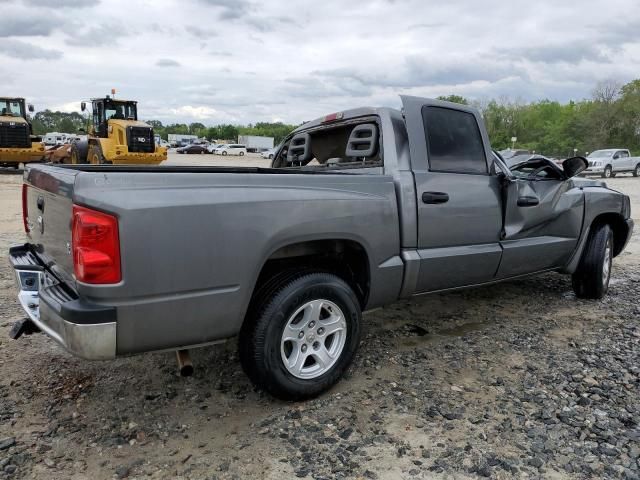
[0,169,638,480]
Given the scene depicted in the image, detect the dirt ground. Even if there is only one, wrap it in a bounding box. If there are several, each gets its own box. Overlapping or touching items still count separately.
[0,164,638,480]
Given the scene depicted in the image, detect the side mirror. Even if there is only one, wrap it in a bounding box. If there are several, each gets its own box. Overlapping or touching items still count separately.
[28,104,34,113]
[562,156,588,178]
[81,102,86,112]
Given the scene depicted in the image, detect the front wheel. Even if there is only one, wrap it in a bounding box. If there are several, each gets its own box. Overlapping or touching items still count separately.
[87,144,106,164]
[239,151,245,156]
[602,165,612,178]
[221,151,227,156]
[572,223,613,299]
[633,164,640,177]
[239,272,361,400]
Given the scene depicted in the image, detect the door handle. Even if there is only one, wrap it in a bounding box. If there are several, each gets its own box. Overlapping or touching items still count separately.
[517,195,539,207]
[422,191,449,204]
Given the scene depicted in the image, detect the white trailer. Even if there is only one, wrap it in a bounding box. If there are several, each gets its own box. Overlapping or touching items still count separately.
[237,135,274,152]
[167,134,198,147]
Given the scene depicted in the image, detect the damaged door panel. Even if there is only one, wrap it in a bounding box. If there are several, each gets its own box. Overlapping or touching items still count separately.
[497,158,584,278]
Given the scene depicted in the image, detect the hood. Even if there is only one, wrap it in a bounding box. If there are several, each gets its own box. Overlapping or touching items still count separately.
[569,177,607,188]
[108,119,153,129]
[0,115,28,125]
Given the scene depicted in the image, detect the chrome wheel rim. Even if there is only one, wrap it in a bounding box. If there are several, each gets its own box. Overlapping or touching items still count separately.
[605,168,611,178]
[280,299,347,379]
[602,238,612,287]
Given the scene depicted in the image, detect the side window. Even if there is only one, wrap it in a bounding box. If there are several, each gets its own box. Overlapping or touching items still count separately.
[421,106,487,174]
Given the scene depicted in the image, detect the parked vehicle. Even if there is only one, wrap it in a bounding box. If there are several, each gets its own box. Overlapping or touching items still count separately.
[260,148,277,159]
[499,149,530,160]
[10,97,633,401]
[584,149,640,178]
[177,144,209,154]
[237,135,274,153]
[71,96,167,165]
[207,143,224,153]
[214,144,246,156]
[0,96,45,167]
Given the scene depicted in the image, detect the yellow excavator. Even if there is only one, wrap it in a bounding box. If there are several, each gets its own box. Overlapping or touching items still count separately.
[0,97,45,167]
[71,94,167,164]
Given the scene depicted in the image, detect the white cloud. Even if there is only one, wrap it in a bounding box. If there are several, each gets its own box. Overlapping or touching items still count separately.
[0,0,638,124]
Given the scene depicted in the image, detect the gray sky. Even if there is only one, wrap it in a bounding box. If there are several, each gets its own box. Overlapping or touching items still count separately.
[1,0,639,125]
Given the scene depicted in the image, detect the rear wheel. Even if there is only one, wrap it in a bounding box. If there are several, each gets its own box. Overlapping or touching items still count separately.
[222,151,227,156]
[633,164,640,177]
[602,165,612,178]
[239,151,245,156]
[239,272,361,400]
[572,224,613,299]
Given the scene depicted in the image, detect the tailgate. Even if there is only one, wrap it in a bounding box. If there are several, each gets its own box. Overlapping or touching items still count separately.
[24,165,78,287]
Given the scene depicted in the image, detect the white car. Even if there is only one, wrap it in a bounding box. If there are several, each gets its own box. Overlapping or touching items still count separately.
[214,144,247,156]
[260,148,277,160]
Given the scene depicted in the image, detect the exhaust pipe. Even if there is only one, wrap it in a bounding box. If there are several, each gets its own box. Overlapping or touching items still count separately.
[176,349,193,377]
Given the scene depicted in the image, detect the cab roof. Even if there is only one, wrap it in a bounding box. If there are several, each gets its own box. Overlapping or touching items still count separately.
[91,97,137,103]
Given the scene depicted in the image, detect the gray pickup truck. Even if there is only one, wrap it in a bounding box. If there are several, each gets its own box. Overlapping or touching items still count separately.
[10,97,634,400]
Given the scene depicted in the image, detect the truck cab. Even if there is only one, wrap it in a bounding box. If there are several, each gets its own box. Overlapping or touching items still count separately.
[72,96,167,165]
[0,97,45,167]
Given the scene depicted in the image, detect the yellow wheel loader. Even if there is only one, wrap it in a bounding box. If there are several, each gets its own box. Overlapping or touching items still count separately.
[0,97,45,167]
[71,96,167,165]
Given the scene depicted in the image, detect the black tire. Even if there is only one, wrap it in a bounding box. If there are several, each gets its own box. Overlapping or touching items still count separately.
[633,164,640,177]
[572,224,613,299]
[70,139,88,164]
[602,165,612,178]
[239,272,361,401]
[88,144,106,164]
[268,154,274,160]
[239,151,245,156]
[222,151,227,156]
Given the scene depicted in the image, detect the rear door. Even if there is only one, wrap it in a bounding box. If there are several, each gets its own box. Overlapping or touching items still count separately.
[401,96,503,292]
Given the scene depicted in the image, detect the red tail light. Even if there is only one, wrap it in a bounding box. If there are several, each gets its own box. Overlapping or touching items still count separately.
[71,205,121,284]
[22,184,29,234]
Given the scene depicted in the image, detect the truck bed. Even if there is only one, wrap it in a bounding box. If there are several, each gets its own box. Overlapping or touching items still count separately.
[21,163,404,355]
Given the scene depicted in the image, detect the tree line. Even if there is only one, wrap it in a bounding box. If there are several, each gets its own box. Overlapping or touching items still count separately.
[29,78,640,156]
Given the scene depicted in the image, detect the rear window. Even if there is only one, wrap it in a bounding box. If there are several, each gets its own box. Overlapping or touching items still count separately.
[422,106,487,174]
[273,119,382,170]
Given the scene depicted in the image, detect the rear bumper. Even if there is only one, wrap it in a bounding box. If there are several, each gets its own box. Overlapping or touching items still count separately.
[9,244,116,360]
[0,144,46,163]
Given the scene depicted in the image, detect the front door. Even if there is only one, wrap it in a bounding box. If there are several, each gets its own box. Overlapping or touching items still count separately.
[496,159,584,278]
[401,96,503,293]
[613,150,632,172]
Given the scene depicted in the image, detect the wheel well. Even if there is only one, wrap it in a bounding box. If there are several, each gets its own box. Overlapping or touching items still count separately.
[591,213,629,257]
[252,240,370,309]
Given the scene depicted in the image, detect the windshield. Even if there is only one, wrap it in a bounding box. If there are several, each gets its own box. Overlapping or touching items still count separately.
[104,100,137,121]
[0,99,25,117]
[588,150,614,158]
